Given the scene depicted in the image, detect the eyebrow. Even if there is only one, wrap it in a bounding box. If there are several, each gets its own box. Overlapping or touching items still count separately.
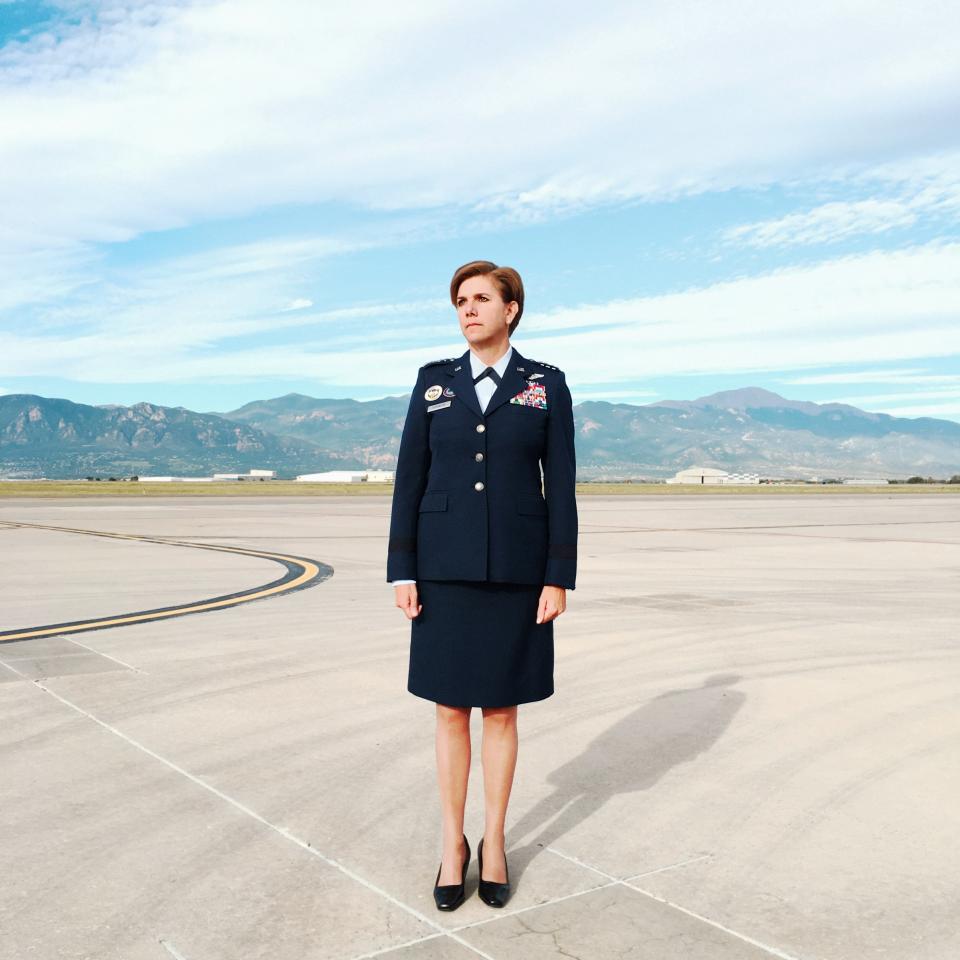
[457,293,488,299]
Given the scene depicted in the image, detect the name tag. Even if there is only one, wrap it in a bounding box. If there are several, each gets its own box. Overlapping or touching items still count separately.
[427,400,452,412]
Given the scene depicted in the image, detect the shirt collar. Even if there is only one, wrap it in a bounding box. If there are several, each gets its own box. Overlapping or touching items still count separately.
[469,342,513,379]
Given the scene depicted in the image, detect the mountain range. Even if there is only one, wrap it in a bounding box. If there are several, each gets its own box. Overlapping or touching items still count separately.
[1,387,958,480]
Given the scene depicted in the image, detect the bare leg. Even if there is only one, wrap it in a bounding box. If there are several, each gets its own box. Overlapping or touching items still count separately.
[436,702,471,884]
[480,704,518,883]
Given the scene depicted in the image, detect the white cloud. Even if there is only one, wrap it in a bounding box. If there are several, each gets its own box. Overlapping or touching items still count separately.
[722,157,960,248]
[0,225,451,357]
[3,240,958,395]
[824,388,960,406]
[784,368,960,385]
[0,222,457,380]
[2,0,959,260]
[517,239,960,347]
[723,198,919,247]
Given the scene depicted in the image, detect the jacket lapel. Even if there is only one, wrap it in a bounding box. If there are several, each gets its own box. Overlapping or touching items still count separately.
[483,345,531,417]
[448,349,483,419]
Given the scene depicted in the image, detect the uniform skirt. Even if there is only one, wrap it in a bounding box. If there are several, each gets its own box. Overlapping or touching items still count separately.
[408,579,554,708]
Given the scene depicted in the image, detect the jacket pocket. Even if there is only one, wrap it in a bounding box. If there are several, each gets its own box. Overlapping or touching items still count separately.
[419,492,448,512]
[516,492,547,516]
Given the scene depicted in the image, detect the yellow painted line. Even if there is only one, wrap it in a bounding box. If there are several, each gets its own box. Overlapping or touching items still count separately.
[0,520,331,643]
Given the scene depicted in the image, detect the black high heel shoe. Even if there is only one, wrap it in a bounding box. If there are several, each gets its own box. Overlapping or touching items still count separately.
[433,833,470,911]
[477,836,511,907]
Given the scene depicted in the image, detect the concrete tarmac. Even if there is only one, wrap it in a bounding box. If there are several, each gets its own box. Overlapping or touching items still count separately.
[1,493,958,960]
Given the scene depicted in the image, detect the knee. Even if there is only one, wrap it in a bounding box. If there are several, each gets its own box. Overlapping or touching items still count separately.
[437,703,471,727]
[481,705,517,728]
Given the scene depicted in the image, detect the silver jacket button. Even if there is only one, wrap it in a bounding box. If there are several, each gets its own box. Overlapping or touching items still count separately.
[475,423,486,432]
[474,481,485,491]
[475,452,484,461]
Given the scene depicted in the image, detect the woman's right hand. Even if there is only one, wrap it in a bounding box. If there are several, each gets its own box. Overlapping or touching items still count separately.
[394,583,422,620]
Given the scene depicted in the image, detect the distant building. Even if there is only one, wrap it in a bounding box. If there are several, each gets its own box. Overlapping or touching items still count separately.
[295,470,367,483]
[139,476,216,482]
[724,471,761,484]
[212,469,276,481]
[295,469,396,483]
[666,466,760,484]
[140,469,276,482]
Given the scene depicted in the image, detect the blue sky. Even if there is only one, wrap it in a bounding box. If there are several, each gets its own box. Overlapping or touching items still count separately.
[1,1,959,420]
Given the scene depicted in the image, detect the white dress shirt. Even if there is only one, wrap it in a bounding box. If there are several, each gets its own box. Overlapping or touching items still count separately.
[390,343,513,585]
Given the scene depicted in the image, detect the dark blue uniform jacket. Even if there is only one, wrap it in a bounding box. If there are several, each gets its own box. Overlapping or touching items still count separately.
[386,345,578,589]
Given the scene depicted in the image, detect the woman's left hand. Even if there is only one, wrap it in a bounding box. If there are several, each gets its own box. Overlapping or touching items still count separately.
[536,585,567,624]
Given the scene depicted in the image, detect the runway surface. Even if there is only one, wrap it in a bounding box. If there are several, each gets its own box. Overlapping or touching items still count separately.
[1,493,958,960]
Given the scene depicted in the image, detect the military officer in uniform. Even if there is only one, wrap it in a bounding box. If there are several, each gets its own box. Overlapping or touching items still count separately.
[386,260,578,910]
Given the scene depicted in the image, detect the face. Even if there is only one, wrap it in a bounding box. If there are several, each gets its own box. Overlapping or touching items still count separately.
[456,274,517,348]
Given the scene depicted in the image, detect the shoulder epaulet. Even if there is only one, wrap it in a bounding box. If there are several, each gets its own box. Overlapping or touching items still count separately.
[422,356,458,368]
[526,358,562,372]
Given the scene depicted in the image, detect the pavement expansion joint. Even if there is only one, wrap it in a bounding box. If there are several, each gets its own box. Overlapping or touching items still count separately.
[542,845,804,960]
[623,852,715,880]
[66,635,149,673]
[447,877,621,934]
[0,634,149,679]
[442,848,714,936]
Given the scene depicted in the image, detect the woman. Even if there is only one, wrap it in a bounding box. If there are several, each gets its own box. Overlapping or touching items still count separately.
[386,260,578,911]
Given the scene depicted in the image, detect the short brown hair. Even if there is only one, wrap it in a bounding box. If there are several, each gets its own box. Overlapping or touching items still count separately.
[450,260,524,335]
